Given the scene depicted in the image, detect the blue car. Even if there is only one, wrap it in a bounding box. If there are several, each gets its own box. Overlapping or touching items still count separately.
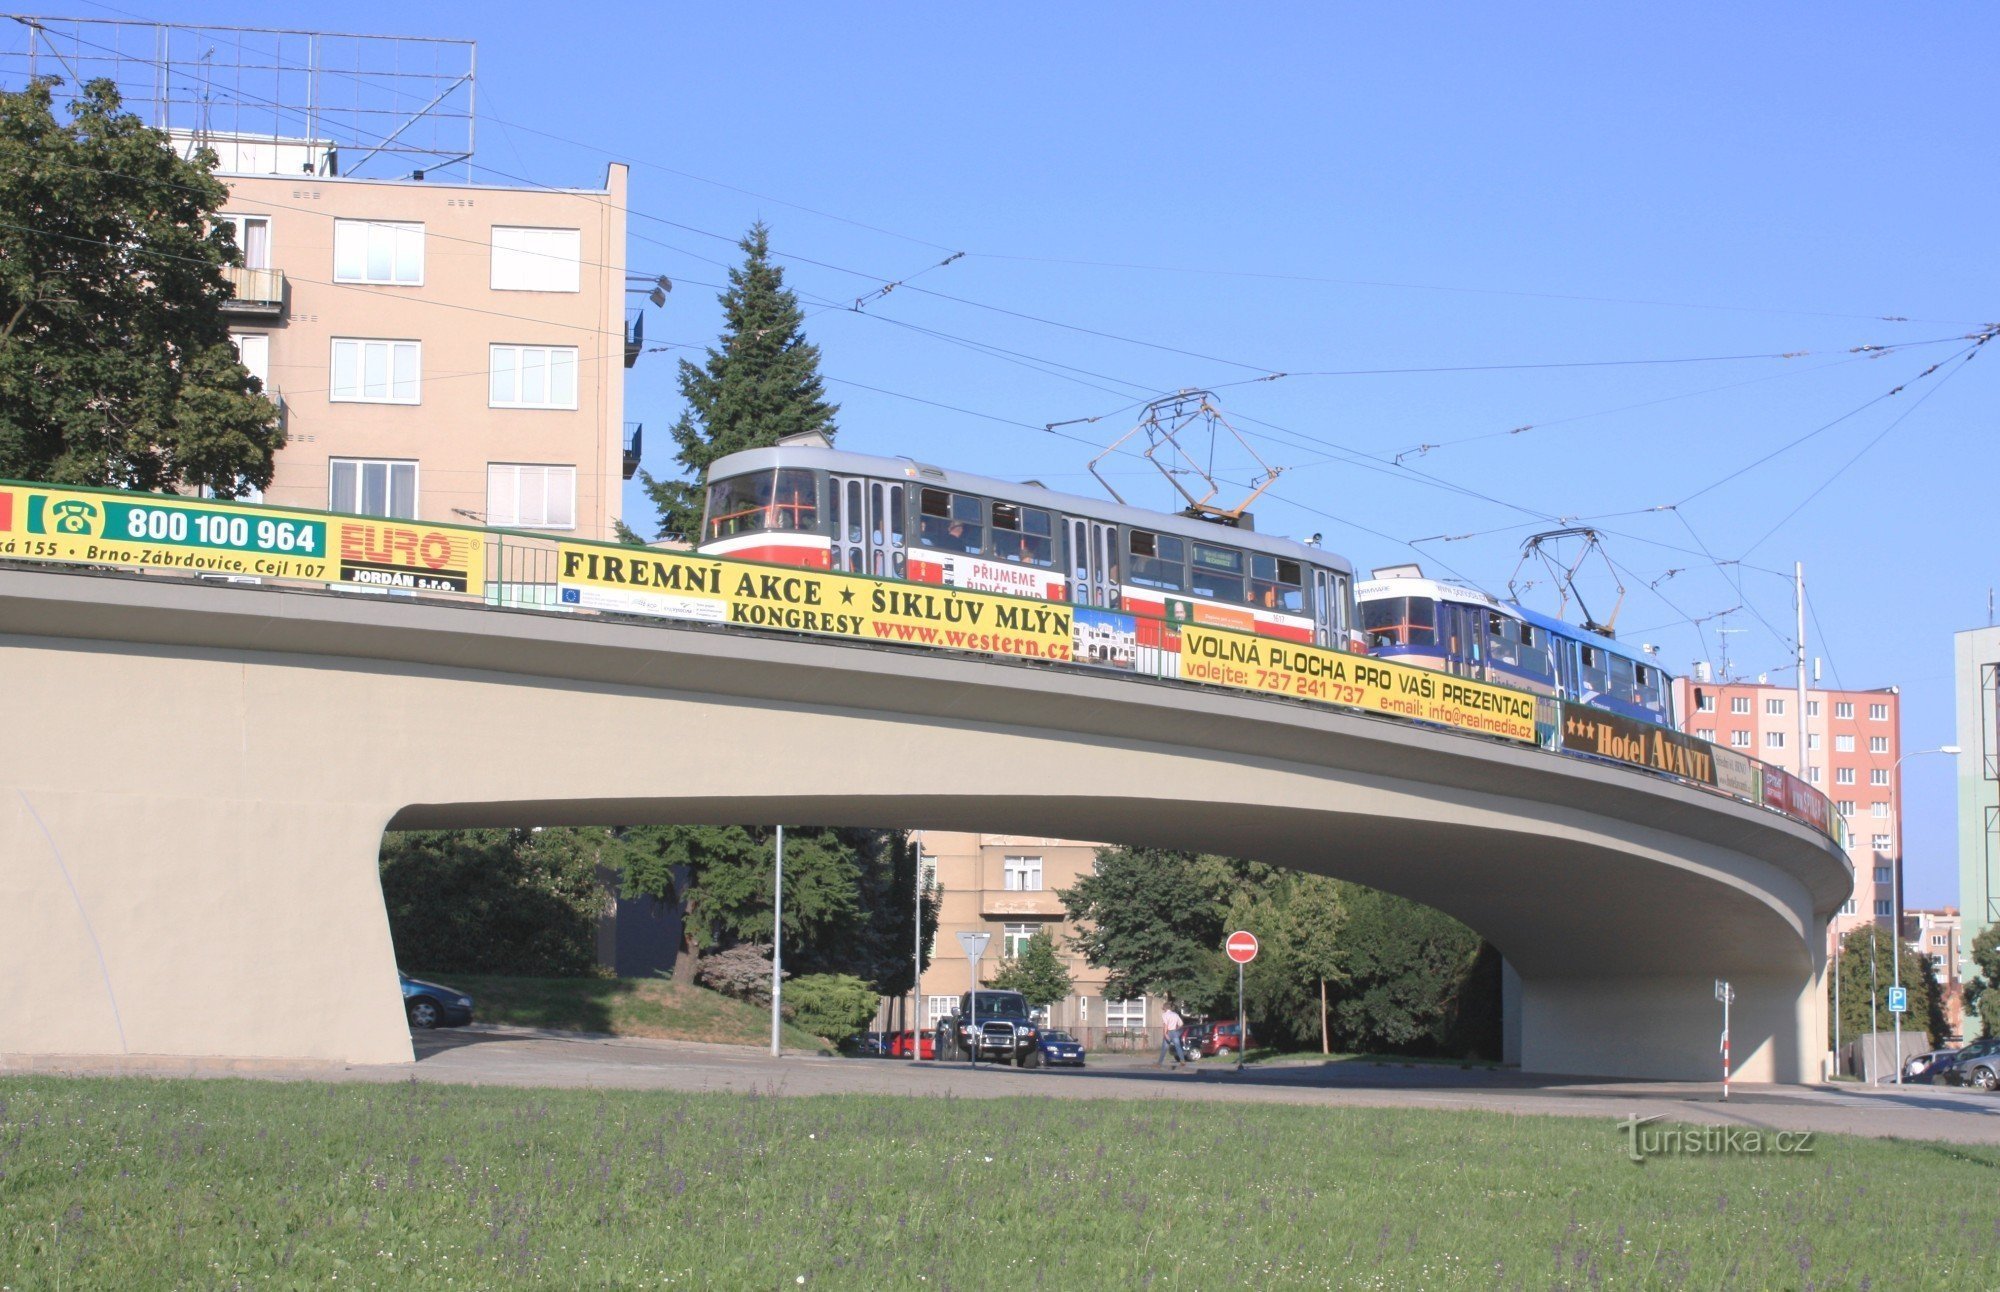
[1036,1029,1086,1067]
[400,972,474,1029]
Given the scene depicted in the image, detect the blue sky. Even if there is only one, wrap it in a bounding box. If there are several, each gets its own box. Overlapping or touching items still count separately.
[102,3,1995,902]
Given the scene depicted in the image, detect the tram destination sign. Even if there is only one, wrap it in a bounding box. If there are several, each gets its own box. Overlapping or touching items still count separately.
[1559,706,1719,787]
[1175,623,1538,744]
[0,482,484,593]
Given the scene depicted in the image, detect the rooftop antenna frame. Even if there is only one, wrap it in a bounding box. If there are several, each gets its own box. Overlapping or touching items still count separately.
[1087,389,1281,526]
[1507,526,1626,638]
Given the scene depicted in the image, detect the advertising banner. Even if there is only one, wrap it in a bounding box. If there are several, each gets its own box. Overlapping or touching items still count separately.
[1785,776,1832,833]
[1176,623,1538,743]
[1558,706,1720,787]
[555,543,1074,662]
[0,483,483,593]
[1713,746,1760,801]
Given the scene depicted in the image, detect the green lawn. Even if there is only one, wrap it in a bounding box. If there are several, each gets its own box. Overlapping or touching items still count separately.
[4,1077,1997,1288]
[428,973,827,1051]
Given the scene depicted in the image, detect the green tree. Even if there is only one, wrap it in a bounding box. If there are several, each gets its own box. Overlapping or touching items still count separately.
[0,78,280,493]
[783,973,879,1044]
[1059,846,1246,1005]
[378,828,615,977]
[637,221,837,540]
[1967,923,2000,1038]
[1829,924,1945,1047]
[1284,874,1348,1054]
[1327,885,1493,1056]
[991,930,1074,1007]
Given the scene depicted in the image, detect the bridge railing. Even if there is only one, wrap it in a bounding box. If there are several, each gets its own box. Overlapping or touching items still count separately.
[0,478,1843,847]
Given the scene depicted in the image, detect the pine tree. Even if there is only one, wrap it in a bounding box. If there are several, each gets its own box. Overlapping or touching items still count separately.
[637,221,837,540]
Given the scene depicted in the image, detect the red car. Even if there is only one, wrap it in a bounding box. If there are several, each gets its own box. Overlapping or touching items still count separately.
[887,1031,936,1059]
[1202,1021,1244,1057]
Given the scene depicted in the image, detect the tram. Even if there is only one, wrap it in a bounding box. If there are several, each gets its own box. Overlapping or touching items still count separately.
[696,438,1359,654]
[1355,571,1676,726]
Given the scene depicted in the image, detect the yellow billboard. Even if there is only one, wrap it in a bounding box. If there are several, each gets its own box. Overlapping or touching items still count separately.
[555,544,1074,662]
[0,483,484,593]
[1178,623,1538,743]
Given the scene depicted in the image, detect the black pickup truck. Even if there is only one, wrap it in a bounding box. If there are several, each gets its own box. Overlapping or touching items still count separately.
[934,989,1042,1066]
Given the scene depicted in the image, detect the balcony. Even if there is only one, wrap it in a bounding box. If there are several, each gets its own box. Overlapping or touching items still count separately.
[625,309,644,367]
[622,422,643,480]
[220,265,286,316]
[979,889,1066,918]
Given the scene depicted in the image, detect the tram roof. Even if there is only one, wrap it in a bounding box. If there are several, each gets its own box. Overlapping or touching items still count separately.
[1358,575,1666,669]
[707,444,1355,573]
[1511,603,1660,667]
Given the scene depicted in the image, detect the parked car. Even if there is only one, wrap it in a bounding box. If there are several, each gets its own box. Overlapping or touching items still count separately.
[1180,1020,1215,1054]
[1202,1021,1244,1057]
[400,972,473,1029]
[887,1031,936,1059]
[935,990,1042,1065]
[1883,1049,1958,1085]
[1941,1038,2000,1090]
[1035,1029,1086,1067]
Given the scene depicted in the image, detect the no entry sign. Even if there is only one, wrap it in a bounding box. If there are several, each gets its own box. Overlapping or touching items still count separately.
[1226,930,1259,964]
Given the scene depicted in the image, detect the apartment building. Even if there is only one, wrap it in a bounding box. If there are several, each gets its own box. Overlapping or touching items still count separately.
[1954,625,2000,1038]
[1673,676,1902,945]
[1907,907,1963,1040]
[205,146,635,540]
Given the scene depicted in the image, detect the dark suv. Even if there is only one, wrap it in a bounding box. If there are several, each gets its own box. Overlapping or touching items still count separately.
[935,990,1043,1066]
[1942,1038,2000,1090]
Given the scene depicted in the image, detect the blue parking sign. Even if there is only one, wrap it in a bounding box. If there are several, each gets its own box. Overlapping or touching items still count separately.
[1888,986,1908,1014]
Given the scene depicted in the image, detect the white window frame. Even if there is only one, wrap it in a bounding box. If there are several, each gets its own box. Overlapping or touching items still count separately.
[328,457,418,520]
[217,213,272,269]
[1103,998,1147,1032]
[1807,700,1821,717]
[1836,767,1856,785]
[229,332,271,391]
[1694,728,1715,741]
[486,463,577,531]
[1870,768,1888,786]
[1002,923,1035,957]
[1871,834,1893,851]
[1873,866,1893,884]
[1837,800,1855,817]
[1730,696,1750,715]
[491,225,582,293]
[1766,698,1785,715]
[925,996,954,1025]
[1871,802,1889,818]
[488,344,579,410]
[1869,736,1889,754]
[1835,702,1854,719]
[1695,693,1716,713]
[1869,703,1888,721]
[333,219,423,285]
[1874,899,1892,917]
[1835,735,1855,753]
[330,338,421,405]
[1766,731,1785,749]
[1730,730,1751,748]
[1002,855,1043,892]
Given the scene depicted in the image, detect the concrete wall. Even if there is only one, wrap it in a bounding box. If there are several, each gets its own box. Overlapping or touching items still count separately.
[0,569,1853,1080]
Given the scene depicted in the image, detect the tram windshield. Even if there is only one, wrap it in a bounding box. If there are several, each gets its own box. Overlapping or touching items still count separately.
[705,469,818,540]
[1360,596,1436,648]
[1249,556,1304,613]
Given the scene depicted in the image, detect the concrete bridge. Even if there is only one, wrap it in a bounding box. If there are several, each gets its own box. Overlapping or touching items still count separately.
[0,565,1850,1081]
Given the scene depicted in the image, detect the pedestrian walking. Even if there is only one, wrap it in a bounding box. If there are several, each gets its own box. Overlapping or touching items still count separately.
[1157,1002,1185,1069]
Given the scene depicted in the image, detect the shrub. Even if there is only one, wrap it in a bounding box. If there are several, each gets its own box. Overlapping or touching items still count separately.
[783,973,878,1043]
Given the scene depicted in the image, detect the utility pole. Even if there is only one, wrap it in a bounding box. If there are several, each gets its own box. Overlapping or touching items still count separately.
[1795,562,1808,781]
[911,841,924,1062]
[770,824,785,1058]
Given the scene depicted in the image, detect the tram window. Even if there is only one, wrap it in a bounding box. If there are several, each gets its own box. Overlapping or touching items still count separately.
[1360,596,1436,648]
[1486,614,1520,667]
[845,479,862,544]
[1579,645,1612,699]
[1248,556,1304,613]
[888,486,904,545]
[1634,663,1664,712]
[917,487,983,553]
[1126,529,1186,592]
[1191,542,1245,603]
[870,483,886,546]
[705,469,818,540]
[991,502,1056,567]
[1516,623,1553,678]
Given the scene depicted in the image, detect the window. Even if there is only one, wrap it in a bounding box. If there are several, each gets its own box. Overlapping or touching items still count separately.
[1837,800,1855,817]
[1766,731,1786,749]
[1807,700,1821,717]
[917,487,983,553]
[1871,802,1889,818]
[705,469,817,540]
[1695,692,1716,712]
[926,996,954,1025]
[1126,529,1187,593]
[1835,735,1855,753]
[1808,733,1821,750]
[1190,542,1247,604]
[1840,898,1856,916]
[1869,736,1889,754]
[1870,768,1888,786]
[1248,555,1305,614]
[230,332,270,391]
[1003,855,1042,892]
[1766,698,1785,715]
[1869,703,1888,721]
[1933,954,1947,972]
[217,213,271,268]
[1361,596,1436,649]
[1730,696,1750,714]
[1835,702,1854,719]
[989,501,1055,568]
[1874,899,1892,917]
[486,464,576,530]
[1730,730,1751,748]
[489,344,578,409]
[1933,934,1948,947]
[330,338,420,404]
[1002,923,1036,957]
[1836,767,1856,785]
[1104,998,1147,1032]
[333,219,422,285]
[1874,866,1892,884]
[328,458,416,519]
[491,226,582,292]
[1695,728,1715,742]
[1808,767,1822,783]
[1871,834,1893,851]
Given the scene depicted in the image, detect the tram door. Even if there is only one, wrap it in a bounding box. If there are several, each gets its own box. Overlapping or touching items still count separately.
[1441,604,1487,680]
[1311,568,1337,647]
[830,476,906,578]
[1067,518,1118,607]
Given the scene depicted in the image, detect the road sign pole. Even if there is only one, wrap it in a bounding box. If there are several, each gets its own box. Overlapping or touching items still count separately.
[770,824,784,1058]
[955,931,989,1068]
[1235,960,1245,1073]
[1715,978,1733,1102]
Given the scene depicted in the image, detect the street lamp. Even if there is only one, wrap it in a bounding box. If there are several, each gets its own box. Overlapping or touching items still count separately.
[1887,745,1959,1085]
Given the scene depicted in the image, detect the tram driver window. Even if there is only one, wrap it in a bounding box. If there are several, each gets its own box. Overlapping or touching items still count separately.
[1126,529,1186,592]
[1359,597,1435,648]
[705,469,817,540]
[917,487,983,554]
[991,502,1055,567]
[1190,542,1245,603]
[1248,556,1303,612]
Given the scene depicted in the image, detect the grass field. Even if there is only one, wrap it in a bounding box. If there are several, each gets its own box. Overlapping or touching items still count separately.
[432,974,828,1051]
[4,1077,1998,1288]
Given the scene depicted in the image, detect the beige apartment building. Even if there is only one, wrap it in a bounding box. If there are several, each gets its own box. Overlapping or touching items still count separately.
[1908,907,1964,1040]
[885,832,1160,1048]
[1673,676,1902,946]
[206,148,634,540]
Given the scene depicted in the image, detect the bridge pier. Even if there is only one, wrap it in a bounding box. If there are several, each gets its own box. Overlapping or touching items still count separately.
[1515,968,1823,1084]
